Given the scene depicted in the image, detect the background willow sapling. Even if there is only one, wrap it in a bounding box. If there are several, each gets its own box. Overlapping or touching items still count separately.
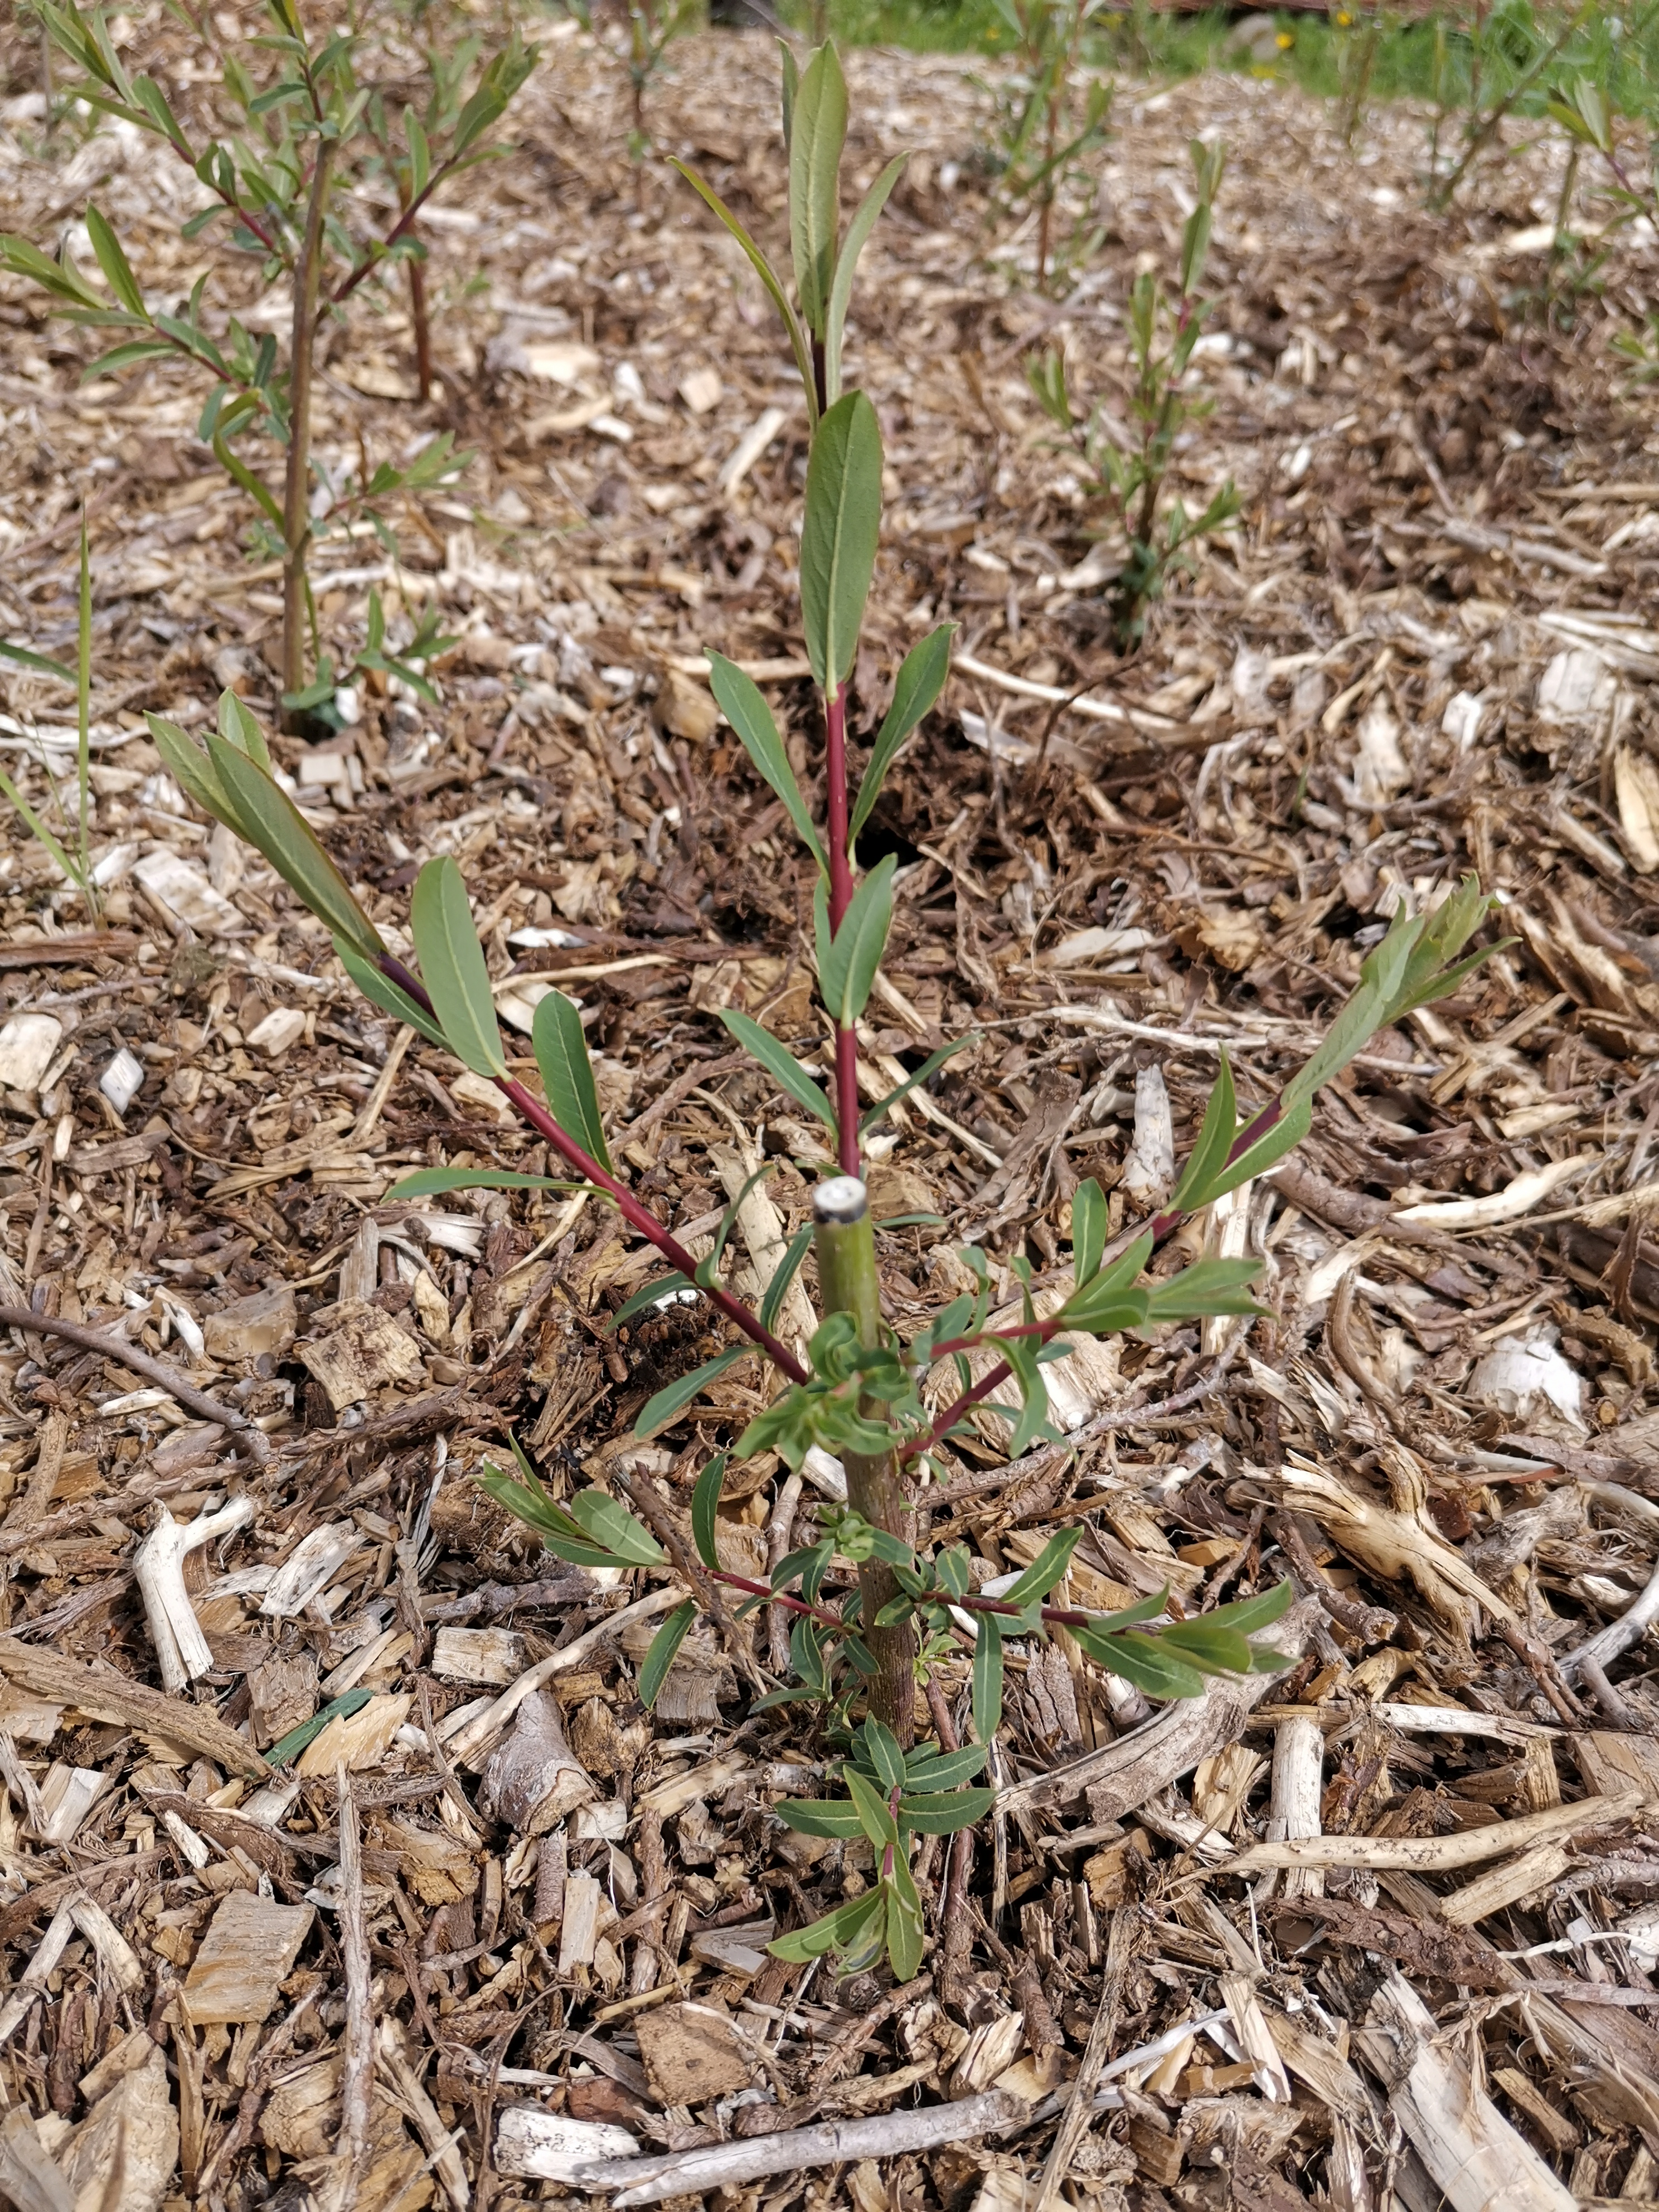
[142,43,1499,1987]
[2,0,533,726]
[1027,135,1239,648]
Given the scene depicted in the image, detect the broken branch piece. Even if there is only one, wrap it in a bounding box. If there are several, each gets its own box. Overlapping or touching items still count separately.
[133,1495,257,1693]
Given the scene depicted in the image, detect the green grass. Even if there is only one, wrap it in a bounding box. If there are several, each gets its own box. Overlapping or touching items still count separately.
[790,0,1659,136]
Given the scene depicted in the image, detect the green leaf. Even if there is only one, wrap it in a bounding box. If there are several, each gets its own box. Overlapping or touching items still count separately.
[972,1609,1004,1743]
[0,765,79,889]
[774,1797,867,1839]
[532,986,612,1172]
[1143,1258,1264,1324]
[1078,1629,1206,1700]
[334,944,450,1051]
[145,712,242,833]
[691,1451,728,1571]
[1089,1587,1171,1633]
[850,623,954,838]
[1156,1619,1253,1675]
[1002,1332,1051,1459]
[1001,1526,1081,1608]
[266,1686,373,1767]
[1199,1094,1313,1205]
[1206,1576,1294,1636]
[903,1745,986,1791]
[388,1167,581,1198]
[207,734,384,959]
[843,1764,899,1849]
[216,688,273,774]
[718,1007,837,1138]
[761,1228,814,1335]
[1062,1229,1153,1328]
[639,1600,696,1709]
[767,1885,884,1962]
[470,1458,630,1568]
[823,151,905,404]
[859,1034,971,1137]
[819,851,896,1027]
[84,206,145,317]
[566,1490,666,1567]
[706,654,826,872]
[885,1853,925,1982]
[860,1719,906,1793]
[212,429,284,531]
[1071,1178,1106,1290]
[789,41,848,336]
[896,1786,995,1833]
[1171,1051,1238,1211]
[410,856,507,1078]
[801,390,882,692]
[0,640,74,683]
[670,162,818,427]
[634,1346,750,1438]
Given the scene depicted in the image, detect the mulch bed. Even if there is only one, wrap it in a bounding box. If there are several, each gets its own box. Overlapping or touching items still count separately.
[0,17,1657,2209]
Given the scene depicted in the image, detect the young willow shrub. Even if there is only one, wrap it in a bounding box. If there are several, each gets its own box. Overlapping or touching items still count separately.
[147,43,1500,1984]
[1,0,533,727]
[1027,136,1238,648]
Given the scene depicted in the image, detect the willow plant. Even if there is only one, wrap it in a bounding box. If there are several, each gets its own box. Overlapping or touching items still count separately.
[0,519,101,925]
[1027,137,1239,648]
[144,44,1498,1983]
[1,0,533,726]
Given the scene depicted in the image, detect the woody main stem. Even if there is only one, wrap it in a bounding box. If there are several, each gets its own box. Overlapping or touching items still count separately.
[814,1178,916,1742]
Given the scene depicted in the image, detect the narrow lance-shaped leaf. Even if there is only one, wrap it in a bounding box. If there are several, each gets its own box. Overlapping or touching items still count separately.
[334,943,449,1051]
[801,390,882,692]
[636,1346,750,1439]
[691,1452,728,1571]
[706,653,827,871]
[789,41,848,336]
[819,851,896,1028]
[208,734,385,960]
[759,1227,813,1333]
[859,1034,971,1137]
[410,856,507,1078]
[1170,1049,1237,1211]
[638,1600,696,1709]
[719,1006,837,1139]
[532,986,613,1172]
[823,152,905,404]
[973,1608,1004,1743]
[1071,1177,1106,1289]
[849,623,955,840]
[670,162,818,427]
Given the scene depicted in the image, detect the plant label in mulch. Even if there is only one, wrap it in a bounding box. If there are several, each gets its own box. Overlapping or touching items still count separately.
[635,2001,756,2104]
[203,1285,297,1364]
[298,1299,426,1410]
[182,1891,316,2024]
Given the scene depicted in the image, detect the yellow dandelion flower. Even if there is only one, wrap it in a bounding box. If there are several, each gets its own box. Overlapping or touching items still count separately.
[1277,30,1295,46]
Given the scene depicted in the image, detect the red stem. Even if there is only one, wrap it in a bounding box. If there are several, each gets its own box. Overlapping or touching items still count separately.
[824,683,861,1178]
[372,953,807,1384]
